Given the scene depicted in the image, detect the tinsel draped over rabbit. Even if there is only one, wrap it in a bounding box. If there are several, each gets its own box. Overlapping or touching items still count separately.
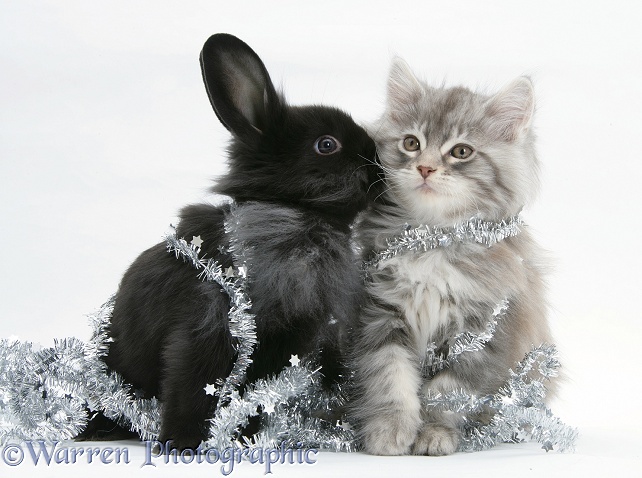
[85,33,381,450]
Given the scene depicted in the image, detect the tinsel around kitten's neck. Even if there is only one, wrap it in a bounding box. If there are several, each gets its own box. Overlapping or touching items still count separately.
[365,214,524,270]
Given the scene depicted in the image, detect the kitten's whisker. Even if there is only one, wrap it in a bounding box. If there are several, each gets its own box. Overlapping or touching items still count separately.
[366,177,388,194]
[373,185,394,203]
[357,153,381,167]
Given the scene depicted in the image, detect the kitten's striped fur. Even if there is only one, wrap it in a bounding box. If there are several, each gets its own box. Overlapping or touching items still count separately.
[350,59,555,455]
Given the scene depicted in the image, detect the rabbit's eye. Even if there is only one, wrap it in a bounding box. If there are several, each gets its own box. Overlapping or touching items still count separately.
[315,136,341,155]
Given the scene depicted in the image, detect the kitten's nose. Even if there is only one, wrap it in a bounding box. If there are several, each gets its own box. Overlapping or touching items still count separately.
[417,165,436,179]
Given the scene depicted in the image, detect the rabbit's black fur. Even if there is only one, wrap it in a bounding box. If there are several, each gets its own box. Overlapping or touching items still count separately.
[83,34,380,450]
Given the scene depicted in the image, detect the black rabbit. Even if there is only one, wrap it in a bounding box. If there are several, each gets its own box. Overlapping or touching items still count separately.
[81,34,380,450]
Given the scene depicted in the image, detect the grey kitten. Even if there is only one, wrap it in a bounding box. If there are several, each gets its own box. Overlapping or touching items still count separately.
[350,58,555,455]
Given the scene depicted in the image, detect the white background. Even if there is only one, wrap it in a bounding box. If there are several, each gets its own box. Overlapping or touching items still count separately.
[1,1,641,476]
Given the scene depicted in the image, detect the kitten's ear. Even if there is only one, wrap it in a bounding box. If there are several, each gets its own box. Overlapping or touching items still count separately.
[484,77,535,142]
[386,57,423,112]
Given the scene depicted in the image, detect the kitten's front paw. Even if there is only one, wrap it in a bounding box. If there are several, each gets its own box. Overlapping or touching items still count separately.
[412,424,459,456]
[362,414,421,455]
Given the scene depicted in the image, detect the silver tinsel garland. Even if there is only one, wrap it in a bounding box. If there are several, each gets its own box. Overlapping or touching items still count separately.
[164,220,357,451]
[364,215,524,271]
[0,293,345,449]
[164,225,256,408]
[0,296,161,444]
[0,211,576,455]
[424,345,578,452]
[422,299,509,378]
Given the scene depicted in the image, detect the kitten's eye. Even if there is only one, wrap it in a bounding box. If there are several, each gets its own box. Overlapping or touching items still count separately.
[403,135,421,152]
[315,136,341,155]
[450,144,474,159]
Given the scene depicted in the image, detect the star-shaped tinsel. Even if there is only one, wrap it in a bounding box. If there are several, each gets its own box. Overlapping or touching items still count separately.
[289,355,300,367]
[190,235,203,248]
[336,420,352,432]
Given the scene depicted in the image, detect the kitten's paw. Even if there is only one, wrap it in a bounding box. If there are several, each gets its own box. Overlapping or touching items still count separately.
[362,415,421,455]
[412,424,459,456]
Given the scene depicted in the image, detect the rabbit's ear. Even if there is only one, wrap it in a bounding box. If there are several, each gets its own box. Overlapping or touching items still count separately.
[200,34,280,141]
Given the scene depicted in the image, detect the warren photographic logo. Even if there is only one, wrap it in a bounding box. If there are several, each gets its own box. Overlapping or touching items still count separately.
[1,440,319,475]
[1,441,129,466]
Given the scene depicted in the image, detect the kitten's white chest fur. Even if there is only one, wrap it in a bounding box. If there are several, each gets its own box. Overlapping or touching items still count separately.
[374,248,475,356]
